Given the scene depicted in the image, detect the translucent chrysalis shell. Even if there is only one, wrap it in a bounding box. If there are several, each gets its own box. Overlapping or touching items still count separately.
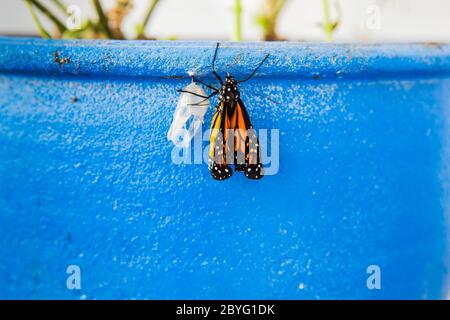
[167,82,210,148]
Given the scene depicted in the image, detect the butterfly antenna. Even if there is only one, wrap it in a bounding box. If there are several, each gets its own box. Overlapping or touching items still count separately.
[192,77,219,92]
[211,42,223,85]
[212,42,219,71]
[238,54,270,83]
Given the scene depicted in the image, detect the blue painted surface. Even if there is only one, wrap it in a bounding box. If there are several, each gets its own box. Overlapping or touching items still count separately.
[0,37,449,299]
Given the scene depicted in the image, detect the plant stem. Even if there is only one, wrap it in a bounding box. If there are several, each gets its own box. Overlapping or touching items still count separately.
[136,0,160,38]
[274,0,287,16]
[51,0,67,14]
[234,0,242,41]
[92,0,113,38]
[25,0,51,38]
[322,0,333,41]
[261,0,287,41]
[26,0,66,34]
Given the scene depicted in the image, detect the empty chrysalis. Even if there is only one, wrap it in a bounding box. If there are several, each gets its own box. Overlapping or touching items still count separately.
[167,82,210,148]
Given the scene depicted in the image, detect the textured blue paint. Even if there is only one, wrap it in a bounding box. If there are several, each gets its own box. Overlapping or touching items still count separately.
[0,37,449,300]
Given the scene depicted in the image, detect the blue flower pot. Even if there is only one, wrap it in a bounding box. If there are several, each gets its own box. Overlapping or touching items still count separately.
[0,37,449,299]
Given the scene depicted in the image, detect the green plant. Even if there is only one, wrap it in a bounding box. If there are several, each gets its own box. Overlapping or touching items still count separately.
[50,0,67,14]
[92,0,113,38]
[24,0,51,38]
[233,0,242,41]
[321,0,340,42]
[136,0,160,39]
[25,0,67,36]
[255,0,287,41]
[23,0,162,40]
[24,1,344,42]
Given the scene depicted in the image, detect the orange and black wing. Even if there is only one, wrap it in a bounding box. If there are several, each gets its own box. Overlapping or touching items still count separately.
[233,99,263,179]
[208,102,233,180]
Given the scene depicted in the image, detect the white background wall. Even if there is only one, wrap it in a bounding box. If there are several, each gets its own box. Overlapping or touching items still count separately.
[1,0,450,42]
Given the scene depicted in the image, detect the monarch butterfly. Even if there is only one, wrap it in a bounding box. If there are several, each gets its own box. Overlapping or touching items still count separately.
[178,43,269,180]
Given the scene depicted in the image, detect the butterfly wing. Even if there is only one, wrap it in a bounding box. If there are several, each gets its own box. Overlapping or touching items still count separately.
[233,99,263,179]
[208,102,233,180]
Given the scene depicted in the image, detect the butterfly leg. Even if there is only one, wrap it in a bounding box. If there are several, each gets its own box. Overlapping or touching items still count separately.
[176,89,210,98]
[192,78,219,92]
[186,92,218,106]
